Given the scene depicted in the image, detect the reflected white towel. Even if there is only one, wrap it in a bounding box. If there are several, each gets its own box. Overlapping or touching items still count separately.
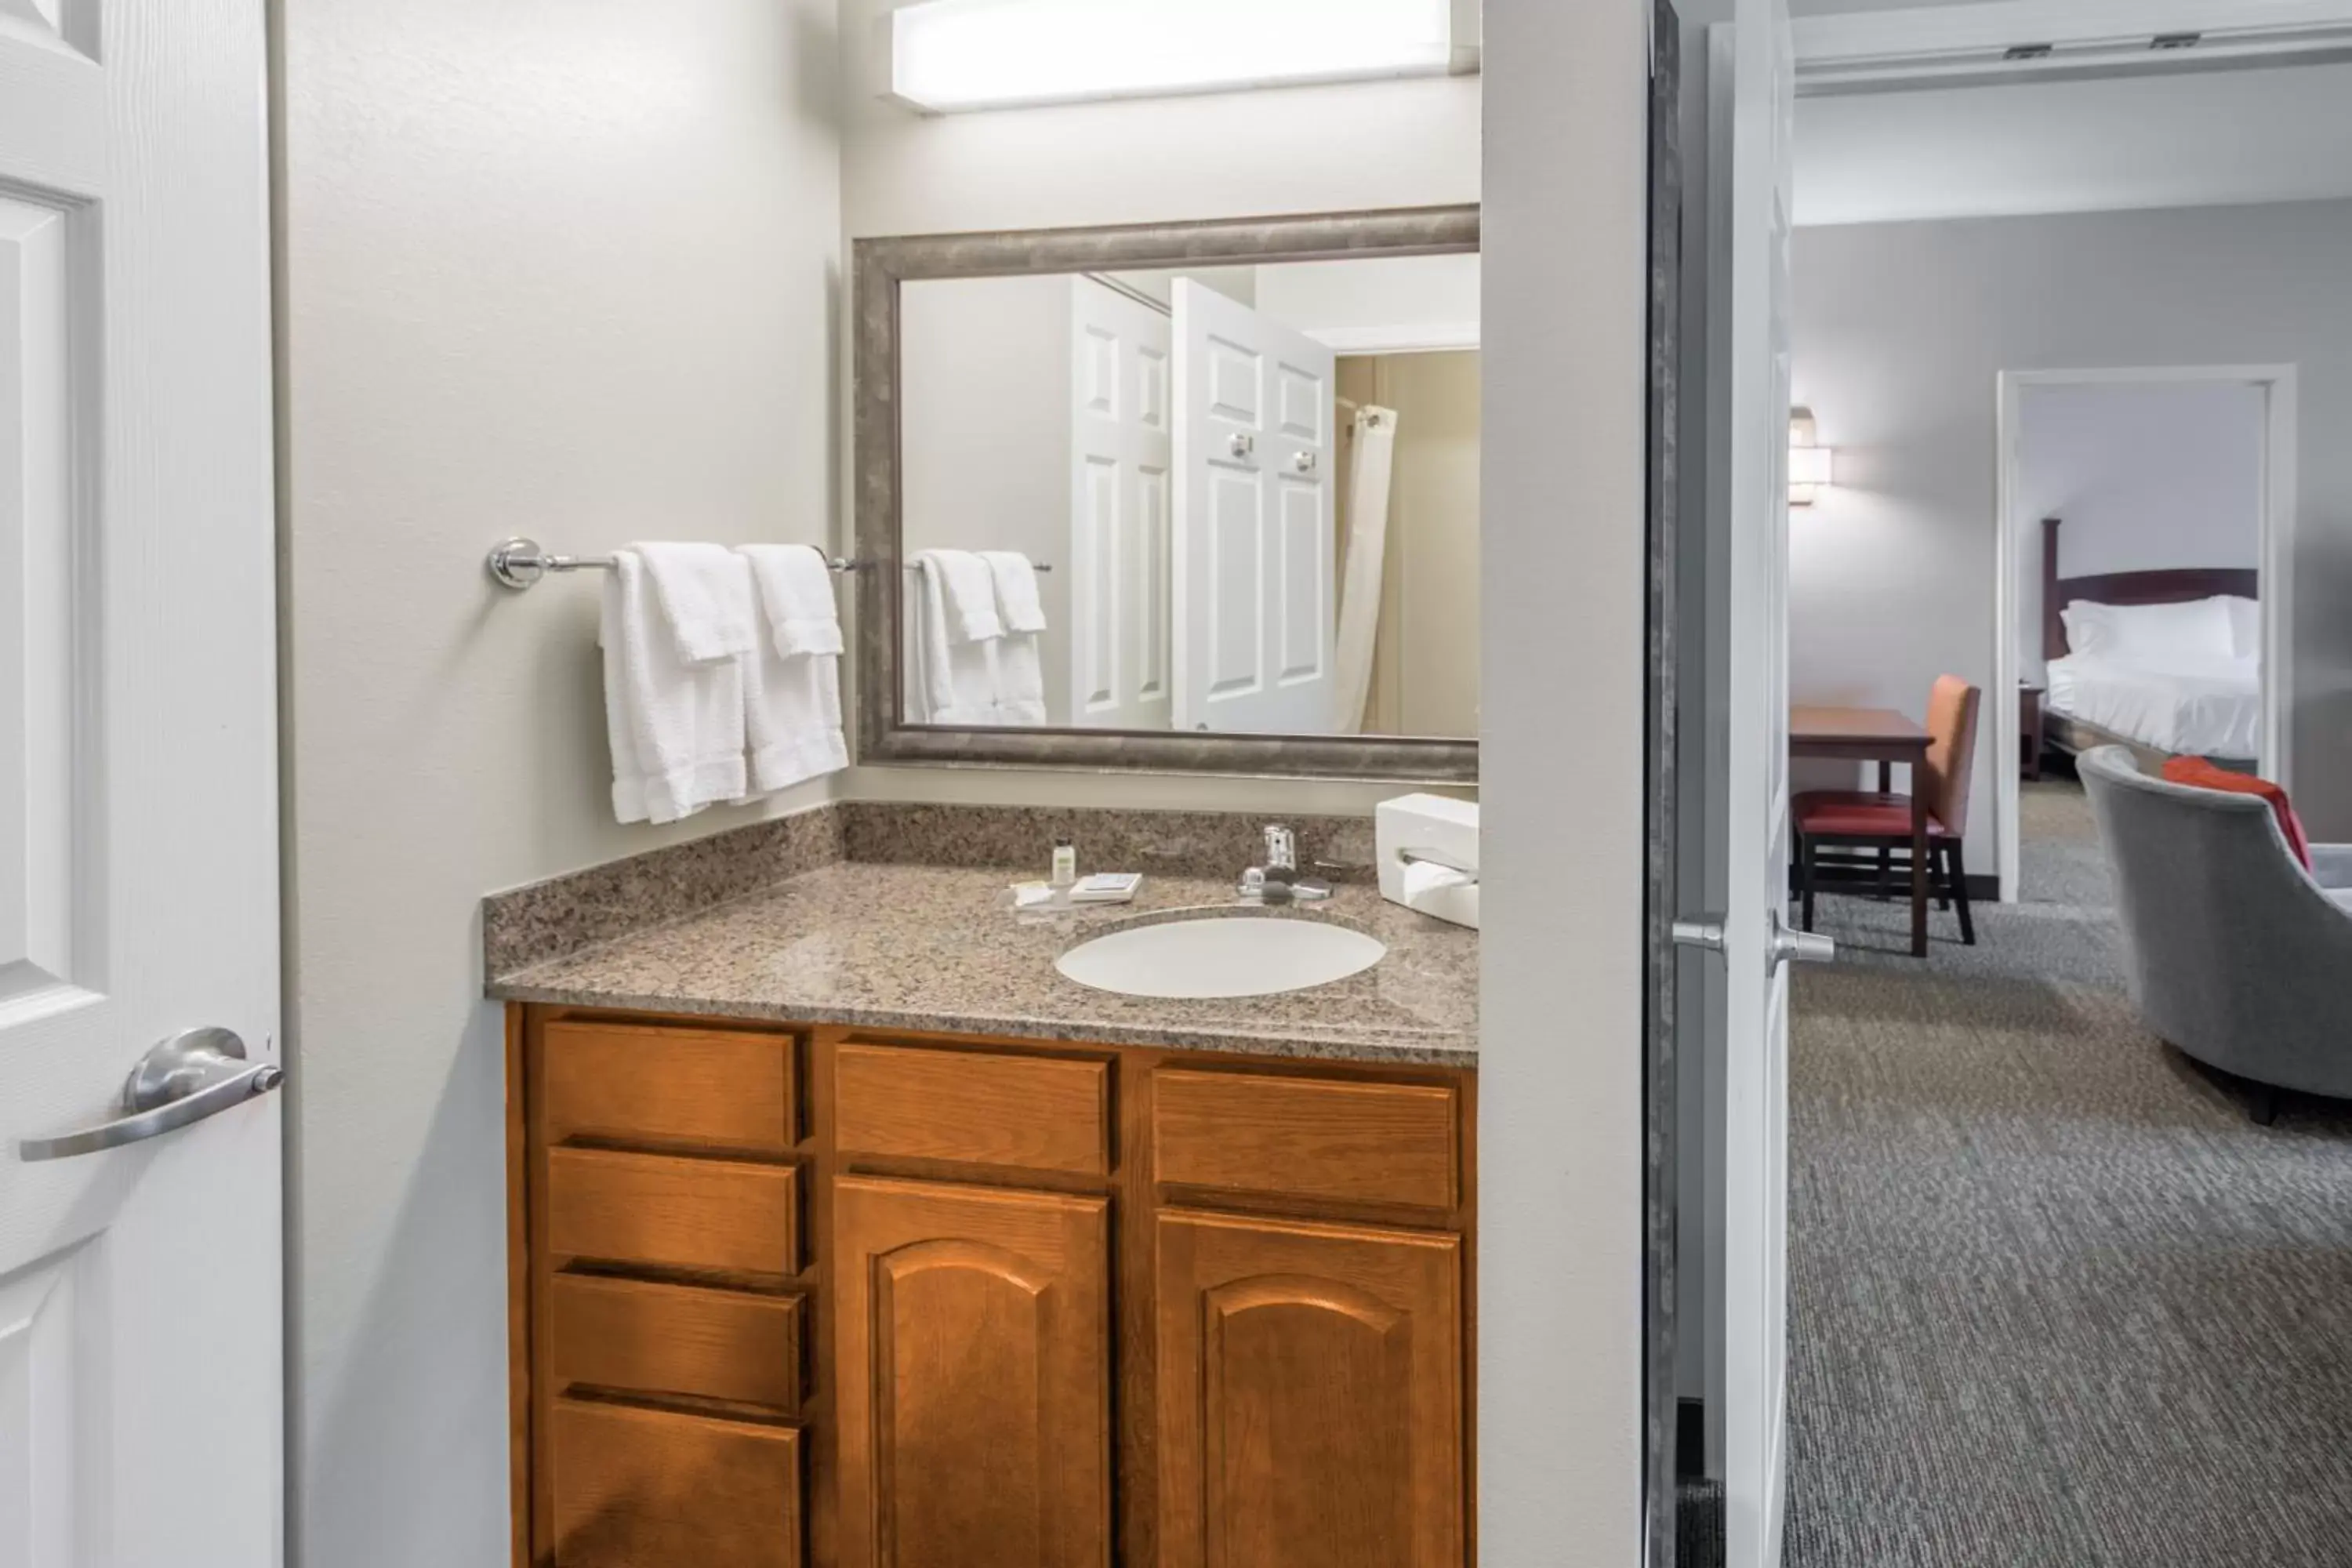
[739,543,844,658]
[632,542,758,666]
[978,550,1047,633]
[1399,859,1479,931]
[979,551,1047,724]
[601,551,746,824]
[913,554,1001,724]
[926,548,1003,643]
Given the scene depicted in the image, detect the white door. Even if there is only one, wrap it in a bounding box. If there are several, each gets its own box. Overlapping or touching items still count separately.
[1170,279,1337,735]
[0,3,282,1564]
[1068,278,1175,731]
[1712,1,1814,1566]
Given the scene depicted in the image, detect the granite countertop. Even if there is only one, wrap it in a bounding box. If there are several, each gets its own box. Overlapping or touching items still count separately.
[488,862,1478,1067]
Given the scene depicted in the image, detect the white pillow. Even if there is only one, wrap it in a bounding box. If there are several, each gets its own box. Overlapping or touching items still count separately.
[2221,595,2259,659]
[2063,597,2234,660]
[2060,601,2111,655]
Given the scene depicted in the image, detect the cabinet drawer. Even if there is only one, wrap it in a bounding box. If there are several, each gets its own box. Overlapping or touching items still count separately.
[550,1273,805,1414]
[835,1042,1110,1175]
[543,1020,800,1153]
[1152,1069,1459,1210]
[550,1397,803,1568]
[546,1147,803,1276]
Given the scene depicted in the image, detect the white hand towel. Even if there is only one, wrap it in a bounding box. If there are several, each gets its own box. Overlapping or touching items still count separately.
[739,543,844,658]
[742,637,848,793]
[913,554,1002,724]
[978,550,1047,634]
[924,548,1003,644]
[601,550,747,823]
[735,546,848,793]
[978,550,1047,724]
[993,634,1047,726]
[1399,858,1479,931]
[633,541,758,666]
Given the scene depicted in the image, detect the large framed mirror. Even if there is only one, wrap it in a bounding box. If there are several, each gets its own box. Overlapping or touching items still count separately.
[853,205,1480,779]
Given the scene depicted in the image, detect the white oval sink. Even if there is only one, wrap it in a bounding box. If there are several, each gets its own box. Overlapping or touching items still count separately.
[1055,916,1386,1000]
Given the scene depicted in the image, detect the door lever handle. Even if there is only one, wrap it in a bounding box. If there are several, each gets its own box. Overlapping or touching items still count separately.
[1671,914,1835,968]
[1671,916,1725,953]
[19,1027,282,1163]
[1769,913,1835,968]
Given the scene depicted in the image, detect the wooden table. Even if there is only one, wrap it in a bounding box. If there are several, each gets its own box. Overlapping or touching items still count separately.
[1790,705,1933,957]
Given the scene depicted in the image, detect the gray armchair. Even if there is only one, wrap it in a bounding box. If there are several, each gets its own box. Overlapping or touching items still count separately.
[2079,746,2352,1121]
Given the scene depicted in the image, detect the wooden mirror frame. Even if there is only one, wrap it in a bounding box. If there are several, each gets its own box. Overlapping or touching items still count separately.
[851,205,1481,781]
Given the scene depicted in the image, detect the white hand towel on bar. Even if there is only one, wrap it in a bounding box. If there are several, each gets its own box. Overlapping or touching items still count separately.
[913,551,1002,724]
[978,550,1046,633]
[929,548,1004,644]
[601,550,747,823]
[737,545,847,793]
[633,541,758,666]
[979,550,1047,724]
[740,543,845,657]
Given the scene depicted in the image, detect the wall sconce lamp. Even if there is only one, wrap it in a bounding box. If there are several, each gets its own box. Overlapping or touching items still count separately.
[1789,408,1835,506]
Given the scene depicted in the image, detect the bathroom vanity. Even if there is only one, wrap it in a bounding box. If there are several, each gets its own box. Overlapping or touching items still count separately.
[488,804,1478,1568]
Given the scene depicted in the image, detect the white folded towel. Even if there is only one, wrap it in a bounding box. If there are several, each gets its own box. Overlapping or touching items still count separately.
[737,545,847,793]
[739,543,844,658]
[601,550,747,823]
[1399,858,1480,930]
[979,550,1047,724]
[924,548,1003,644]
[912,553,1002,724]
[978,550,1047,634]
[633,541,758,666]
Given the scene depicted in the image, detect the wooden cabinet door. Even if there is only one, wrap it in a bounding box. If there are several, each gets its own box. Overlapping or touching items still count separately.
[1156,1210,1465,1568]
[834,1176,1112,1568]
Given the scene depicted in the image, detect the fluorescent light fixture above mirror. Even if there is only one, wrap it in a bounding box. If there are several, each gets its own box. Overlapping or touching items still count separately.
[887,0,1478,114]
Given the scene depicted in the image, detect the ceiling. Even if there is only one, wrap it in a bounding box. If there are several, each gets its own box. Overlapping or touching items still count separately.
[1795,58,2352,226]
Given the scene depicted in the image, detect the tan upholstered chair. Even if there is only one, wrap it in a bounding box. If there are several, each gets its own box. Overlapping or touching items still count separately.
[1793,675,1983,946]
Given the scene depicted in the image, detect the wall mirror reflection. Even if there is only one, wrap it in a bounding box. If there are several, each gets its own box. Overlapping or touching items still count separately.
[854,207,1480,779]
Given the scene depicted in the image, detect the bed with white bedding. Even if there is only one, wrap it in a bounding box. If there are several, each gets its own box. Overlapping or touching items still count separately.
[2045,651,2261,759]
[2038,517,2261,767]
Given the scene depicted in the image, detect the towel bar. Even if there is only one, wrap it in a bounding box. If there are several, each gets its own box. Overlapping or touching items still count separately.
[486,538,1054,591]
[486,537,862,590]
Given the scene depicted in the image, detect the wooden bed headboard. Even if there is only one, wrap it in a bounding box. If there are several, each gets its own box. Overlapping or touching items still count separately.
[2040,517,2259,661]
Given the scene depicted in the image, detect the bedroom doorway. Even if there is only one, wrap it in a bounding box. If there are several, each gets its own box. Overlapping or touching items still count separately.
[1991,365,2298,902]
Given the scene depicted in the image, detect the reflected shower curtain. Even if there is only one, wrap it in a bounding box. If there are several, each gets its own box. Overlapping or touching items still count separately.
[1332,405,1397,734]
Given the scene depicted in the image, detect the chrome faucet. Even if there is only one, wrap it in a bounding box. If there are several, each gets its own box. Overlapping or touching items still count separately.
[1241,824,1330,903]
[1262,824,1297,878]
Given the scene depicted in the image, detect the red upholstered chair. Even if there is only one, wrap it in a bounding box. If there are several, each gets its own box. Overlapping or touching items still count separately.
[1794,676,1983,946]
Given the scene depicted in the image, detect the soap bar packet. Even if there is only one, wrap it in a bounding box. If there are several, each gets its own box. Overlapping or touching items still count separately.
[1069,873,1142,904]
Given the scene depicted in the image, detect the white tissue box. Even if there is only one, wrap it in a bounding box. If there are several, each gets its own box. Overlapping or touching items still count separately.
[1376,793,1479,930]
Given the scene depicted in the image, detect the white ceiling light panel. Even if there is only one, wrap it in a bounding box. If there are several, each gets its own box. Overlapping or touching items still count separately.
[888,0,1475,114]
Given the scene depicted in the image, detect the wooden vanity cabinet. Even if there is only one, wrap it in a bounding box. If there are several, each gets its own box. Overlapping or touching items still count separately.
[508,1007,1476,1568]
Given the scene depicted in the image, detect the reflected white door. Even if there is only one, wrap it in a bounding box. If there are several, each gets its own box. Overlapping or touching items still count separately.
[1170,280,1337,734]
[1068,278,1174,731]
[1720,0,1802,1564]
[0,2,283,1563]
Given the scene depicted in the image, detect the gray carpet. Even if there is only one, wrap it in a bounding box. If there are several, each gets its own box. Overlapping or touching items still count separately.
[1782,779,2352,1566]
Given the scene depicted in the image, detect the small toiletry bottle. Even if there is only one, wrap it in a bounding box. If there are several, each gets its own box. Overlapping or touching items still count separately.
[1051,836,1077,892]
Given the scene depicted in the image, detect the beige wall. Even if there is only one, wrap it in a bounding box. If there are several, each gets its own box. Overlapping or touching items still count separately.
[1345,350,1483,739]
[835,0,1483,812]
[276,2,840,1563]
